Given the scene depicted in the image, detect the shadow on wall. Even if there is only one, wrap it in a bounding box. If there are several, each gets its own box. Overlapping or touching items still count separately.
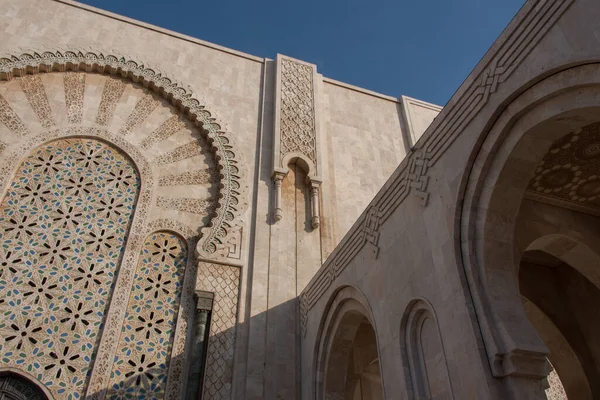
[80,297,302,399]
[83,321,236,399]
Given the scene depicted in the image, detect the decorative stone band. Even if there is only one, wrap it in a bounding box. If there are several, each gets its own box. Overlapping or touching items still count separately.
[299,0,575,336]
[0,48,247,262]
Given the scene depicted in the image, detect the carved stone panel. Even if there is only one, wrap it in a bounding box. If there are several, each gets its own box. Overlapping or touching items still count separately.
[272,55,322,225]
[526,121,600,215]
[279,58,317,165]
[195,262,240,400]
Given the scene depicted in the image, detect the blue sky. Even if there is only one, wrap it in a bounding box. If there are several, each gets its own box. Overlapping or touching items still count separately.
[78,0,524,106]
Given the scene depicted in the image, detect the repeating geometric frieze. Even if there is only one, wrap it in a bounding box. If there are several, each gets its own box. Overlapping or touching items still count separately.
[107,231,186,399]
[0,138,140,399]
[280,58,317,164]
[300,0,574,323]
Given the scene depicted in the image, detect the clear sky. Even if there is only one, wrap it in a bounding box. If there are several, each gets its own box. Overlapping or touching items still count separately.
[77,0,524,106]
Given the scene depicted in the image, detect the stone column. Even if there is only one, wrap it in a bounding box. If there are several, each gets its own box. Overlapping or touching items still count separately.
[273,172,285,222]
[308,178,322,229]
[185,291,213,400]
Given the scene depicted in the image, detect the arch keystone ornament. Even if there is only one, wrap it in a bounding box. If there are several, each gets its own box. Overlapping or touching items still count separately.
[272,54,322,228]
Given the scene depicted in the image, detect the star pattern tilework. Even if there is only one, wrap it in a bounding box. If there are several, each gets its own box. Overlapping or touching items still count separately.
[0,138,140,399]
[107,232,186,400]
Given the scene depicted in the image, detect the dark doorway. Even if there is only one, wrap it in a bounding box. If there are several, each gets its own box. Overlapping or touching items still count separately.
[0,373,48,400]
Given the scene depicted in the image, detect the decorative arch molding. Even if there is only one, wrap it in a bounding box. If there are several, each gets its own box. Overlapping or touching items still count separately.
[0,127,153,194]
[400,298,453,400]
[313,285,384,400]
[0,48,247,261]
[0,368,55,400]
[459,62,600,380]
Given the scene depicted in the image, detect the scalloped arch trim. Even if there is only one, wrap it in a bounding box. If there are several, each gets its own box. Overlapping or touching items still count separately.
[0,49,246,260]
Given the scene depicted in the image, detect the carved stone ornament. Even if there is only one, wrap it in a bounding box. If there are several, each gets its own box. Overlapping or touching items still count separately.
[0,48,247,261]
[272,54,322,226]
[0,48,247,399]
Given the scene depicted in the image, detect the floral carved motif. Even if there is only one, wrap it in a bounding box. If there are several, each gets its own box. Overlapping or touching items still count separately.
[63,72,85,124]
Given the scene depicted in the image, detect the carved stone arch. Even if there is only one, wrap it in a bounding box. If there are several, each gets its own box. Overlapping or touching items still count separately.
[0,48,248,262]
[314,285,384,400]
[459,62,600,382]
[518,233,600,399]
[281,152,316,177]
[400,298,453,400]
[0,368,54,400]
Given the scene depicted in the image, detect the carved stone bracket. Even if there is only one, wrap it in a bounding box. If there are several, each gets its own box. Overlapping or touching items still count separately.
[272,54,323,227]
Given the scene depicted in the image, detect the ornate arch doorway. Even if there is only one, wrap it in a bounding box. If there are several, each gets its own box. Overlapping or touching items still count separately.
[0,372,49,400]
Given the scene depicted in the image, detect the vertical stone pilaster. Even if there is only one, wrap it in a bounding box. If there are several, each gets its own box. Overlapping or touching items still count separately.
[272,54,323,226]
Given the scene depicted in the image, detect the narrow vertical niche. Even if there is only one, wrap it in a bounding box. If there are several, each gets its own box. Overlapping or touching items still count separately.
[401,299,453,399]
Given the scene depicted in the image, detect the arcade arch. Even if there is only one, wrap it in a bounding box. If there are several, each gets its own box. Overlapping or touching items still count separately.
[315,286,384,400]
[460,62,600,397]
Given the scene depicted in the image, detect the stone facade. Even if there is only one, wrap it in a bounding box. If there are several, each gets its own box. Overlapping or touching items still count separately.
[0,0,598,399]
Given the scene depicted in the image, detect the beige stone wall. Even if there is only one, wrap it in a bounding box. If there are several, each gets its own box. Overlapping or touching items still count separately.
[320,81,425,249]
[0,1,443,399]
[301,0,600,399]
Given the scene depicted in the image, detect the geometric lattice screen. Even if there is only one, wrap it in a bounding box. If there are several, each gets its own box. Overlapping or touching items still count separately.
[0,138,140,399]
[108,231,186,399]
